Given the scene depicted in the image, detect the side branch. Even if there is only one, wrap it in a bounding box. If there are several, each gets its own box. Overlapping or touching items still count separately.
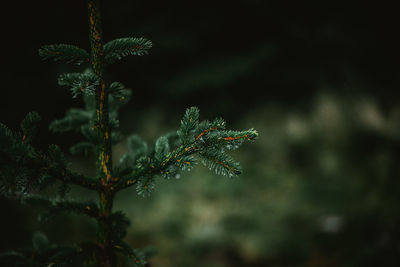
[114,142,197,192]
[114,126,223,192]
[33,152,101,191]
[65,170,102,191]
[39,44,90,65]
[114,109,258,194]
[23,195,101,221]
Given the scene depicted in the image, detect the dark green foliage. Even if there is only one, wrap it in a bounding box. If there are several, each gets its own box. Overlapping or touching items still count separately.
[0,232,99,267]
[20,112,41,143]
[39,44,90,65]
[70,141,96,156]
[0,113,69,196]
[49,108,92,133]
[178,107,199,144]
[49,76,132,159]
[0,112,100,197]
[0,1,257,266]
[117,135,148,176]
[109,82,132,106]
[110,211,130,240]
[135,174,156,197]
[104,37,152,64]
[58,72,99,98]
[32,232,50,253]
[22,195,100,222]
[113,240,146,267]
[199,149,242,177]
[115,107,258,195]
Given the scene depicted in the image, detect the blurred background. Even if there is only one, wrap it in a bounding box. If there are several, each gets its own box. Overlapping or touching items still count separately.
[1,1,400,266]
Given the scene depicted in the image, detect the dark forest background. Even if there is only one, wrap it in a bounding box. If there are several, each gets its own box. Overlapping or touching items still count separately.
[1,1,400,266]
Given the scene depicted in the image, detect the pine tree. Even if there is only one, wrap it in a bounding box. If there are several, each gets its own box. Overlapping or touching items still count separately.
[0,1,258,266]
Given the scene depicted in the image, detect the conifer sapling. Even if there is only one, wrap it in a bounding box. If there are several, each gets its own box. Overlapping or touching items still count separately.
[0,0,258,266]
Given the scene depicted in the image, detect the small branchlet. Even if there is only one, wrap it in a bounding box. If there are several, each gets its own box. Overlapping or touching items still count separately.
[112,239,146,267]
[39,44,90,65]
[104,37,152,64]
[58,72,99,98]
[22,195,100,222]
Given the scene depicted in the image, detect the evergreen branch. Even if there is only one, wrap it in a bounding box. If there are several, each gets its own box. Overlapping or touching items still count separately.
[0,233,98,266]
[104,37,152,64]
[0,122,14,148]
[39,44,90,65]
[108,83,132,115]
[35,145,100,191]
[178,106,199,144]
[47,243,91,267]
[194,117,227,140]
[58,72,99,98]
[20,112,41,143]
[40,146,100,191]
[49,108,92,133]
[116,135,148,177]
[81,124,100,145]
[110,211,130,239]
[66,169,102,191]
[135,175,156,197]
[109,82,131,100]
[1,123,100,194]
[23,195,100,222]
[113,143,196,192]
[175,155,196,171]
[115,107,258,194]
[155,135,170,162]
[112,240,145,267]
[1,118,65,195]
[32,232,50,254]
[70,141,96,156]
[202,128,259,150]
[0,251,27,265]
[199,149,242,177]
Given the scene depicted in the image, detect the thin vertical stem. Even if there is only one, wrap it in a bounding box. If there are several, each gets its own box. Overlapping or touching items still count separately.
[87,0,112,181]
[87,0,115,266]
